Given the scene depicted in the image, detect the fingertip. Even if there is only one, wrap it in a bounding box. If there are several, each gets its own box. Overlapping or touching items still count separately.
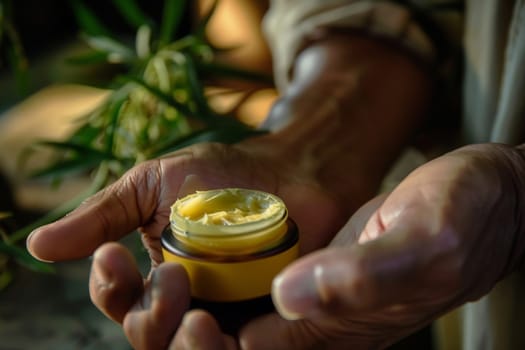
[151,262,191,321]
[92,241,139,276]
[271,265,321,321]
[271,248,370,320]
[90,242,143,323]
[93,241,128,260]
[26,227,56,263]
[123,262,192,350]
[25,214,102,262]
[183,309,221,335]
[175,310,231,350]
[272,273,306,321]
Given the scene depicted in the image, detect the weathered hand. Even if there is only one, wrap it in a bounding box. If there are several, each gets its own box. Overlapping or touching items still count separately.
[27,139,351,350]
[172,144,525,349]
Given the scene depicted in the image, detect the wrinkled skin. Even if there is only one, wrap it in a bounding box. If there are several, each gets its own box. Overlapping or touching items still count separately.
[170,144,525,349]
[28,140,525,349]
[27,139,353,350]
[27,140,351,263]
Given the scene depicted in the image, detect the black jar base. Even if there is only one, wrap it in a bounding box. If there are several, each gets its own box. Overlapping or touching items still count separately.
[190,295,274,336]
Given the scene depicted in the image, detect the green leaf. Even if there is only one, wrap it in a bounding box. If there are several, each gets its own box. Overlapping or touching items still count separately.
[29,156,104,179]
[122,75,195,118]
[66,50,111,65]
[197,61,273,85]
[183,54,212,116]
[104,98,126,154]
[2,10,29,94]
[70,123,104,145]
[159,0,186,47]
[153,126,265,157]
[110,0,153,29]
[0,267,13,291]
[6,42,28,94]
[28,140,114,179]
[11,162,110,243]
[0,241,54,273]
[140,116,190,157]
[35,140,111,158]
[70,0,113,37]
[84,36,136,63]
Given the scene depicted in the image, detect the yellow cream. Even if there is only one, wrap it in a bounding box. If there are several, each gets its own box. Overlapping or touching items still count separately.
[169,188,288,255]
[162,188,299,302]
[170,188,284,227]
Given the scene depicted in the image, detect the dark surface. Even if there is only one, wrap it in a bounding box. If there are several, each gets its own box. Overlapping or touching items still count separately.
[8,0,191,59]
[0,258,132,350]
[0,167,140,350]
[389,326,434,349]
[192,295,275,336]
[194,295,434,347]
[0,0,195,111]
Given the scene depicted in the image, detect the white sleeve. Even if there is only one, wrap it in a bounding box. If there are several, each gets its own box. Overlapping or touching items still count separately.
[263,0,438,91]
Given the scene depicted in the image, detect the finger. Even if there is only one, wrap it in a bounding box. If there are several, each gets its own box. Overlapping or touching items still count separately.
[27,161,163,261]
[139,173,223,268]
[272,228,458,320]
[170,310,237,350]
[123,262,191,350]
[89,242,144,323]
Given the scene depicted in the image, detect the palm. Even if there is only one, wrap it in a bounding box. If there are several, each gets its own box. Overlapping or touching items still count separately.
[138,141,352,266]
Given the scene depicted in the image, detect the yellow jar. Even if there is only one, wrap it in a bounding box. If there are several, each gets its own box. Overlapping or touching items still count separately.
[161,188,299,333]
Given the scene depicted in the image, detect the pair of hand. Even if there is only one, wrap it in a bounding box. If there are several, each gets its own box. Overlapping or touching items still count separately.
[27,139,525,349]
[26,32,525,348]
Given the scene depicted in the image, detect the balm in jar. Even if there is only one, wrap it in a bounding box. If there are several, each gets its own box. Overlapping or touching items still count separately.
[161,188,299,335]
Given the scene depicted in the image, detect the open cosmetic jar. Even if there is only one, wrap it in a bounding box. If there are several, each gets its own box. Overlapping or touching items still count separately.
[161,188,299,334]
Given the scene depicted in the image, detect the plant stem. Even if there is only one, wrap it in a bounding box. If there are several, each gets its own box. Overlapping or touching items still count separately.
[10,162,110,243]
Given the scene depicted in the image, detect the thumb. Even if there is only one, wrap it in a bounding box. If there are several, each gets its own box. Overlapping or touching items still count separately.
[271,228,452,320]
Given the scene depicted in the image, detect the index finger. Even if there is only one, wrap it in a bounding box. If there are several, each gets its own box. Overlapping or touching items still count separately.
[27,160,164,262]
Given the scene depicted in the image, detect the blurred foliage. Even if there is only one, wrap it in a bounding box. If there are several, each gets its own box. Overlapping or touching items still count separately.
[1,0,272,281]
[0,0,29,94]
[1,212,53,291]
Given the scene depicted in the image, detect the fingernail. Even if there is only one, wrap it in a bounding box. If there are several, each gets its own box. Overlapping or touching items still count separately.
[25,230,37,252]
[272,265,323,320]
[25,229,54,263]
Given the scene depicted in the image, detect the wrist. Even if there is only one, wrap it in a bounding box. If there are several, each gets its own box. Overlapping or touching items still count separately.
[260,33,433,207]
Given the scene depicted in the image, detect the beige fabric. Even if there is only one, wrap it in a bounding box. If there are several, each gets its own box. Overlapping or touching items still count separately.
[263,0,525,349]
[463,0,525,144]
[263,0,437,91]
[462,272,525,350]
[461,2,525,348]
